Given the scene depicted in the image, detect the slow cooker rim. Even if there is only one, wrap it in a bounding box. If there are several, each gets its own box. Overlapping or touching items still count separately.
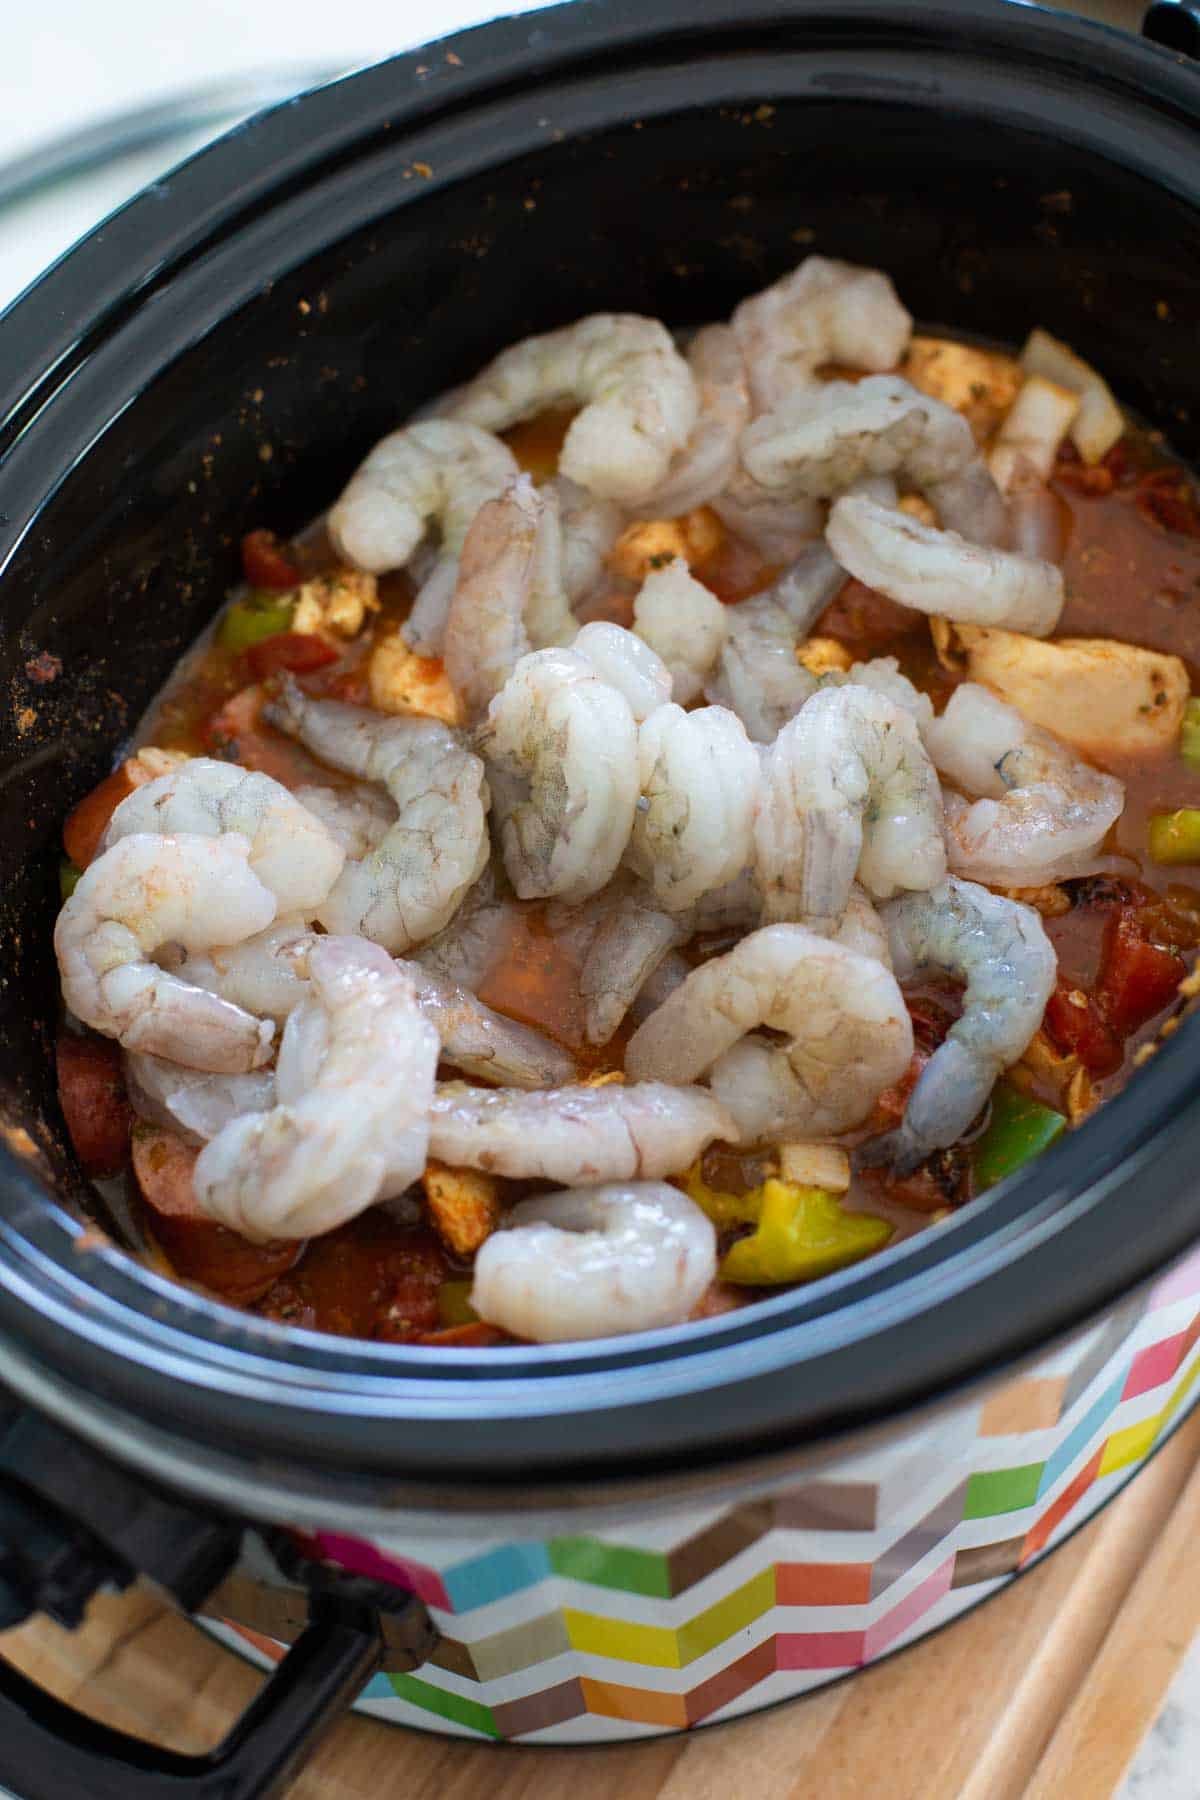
[1,0,1200,1492]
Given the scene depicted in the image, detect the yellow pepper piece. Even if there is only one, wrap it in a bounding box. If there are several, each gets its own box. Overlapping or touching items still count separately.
[679,1161,763,1229]
[719,1181,893,1286]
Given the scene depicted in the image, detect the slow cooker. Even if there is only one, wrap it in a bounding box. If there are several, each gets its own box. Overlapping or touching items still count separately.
[2,0,1200,1791]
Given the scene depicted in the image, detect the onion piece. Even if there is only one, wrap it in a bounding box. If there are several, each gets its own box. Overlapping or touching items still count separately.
[989,374,1080,491]
[1019,327,1125,465]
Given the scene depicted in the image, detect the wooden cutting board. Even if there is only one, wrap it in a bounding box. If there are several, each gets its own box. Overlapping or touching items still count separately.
[4,1404,1198,1798]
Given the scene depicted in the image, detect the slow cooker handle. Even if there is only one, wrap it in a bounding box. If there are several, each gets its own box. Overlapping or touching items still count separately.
[0,1592,384,1800]
[1144,0,1200,55]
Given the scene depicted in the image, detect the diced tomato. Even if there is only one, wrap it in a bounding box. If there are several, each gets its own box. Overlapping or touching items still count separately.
[241,529,301,590]
[244,632,339,679]
[1043,981,1122,1076]
[1096,912,1186,1037]
[370,1234,450,1342]
[63,762,144,868]
[56,1034,133,1177]
[131,1125,303,1305]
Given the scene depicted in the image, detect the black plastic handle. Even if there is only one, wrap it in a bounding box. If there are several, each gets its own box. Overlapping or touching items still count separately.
[1144,0,1200,56]
[0,1594,384,1800]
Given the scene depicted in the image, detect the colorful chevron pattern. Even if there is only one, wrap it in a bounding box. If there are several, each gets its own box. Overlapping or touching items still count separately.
[214,1243,1200,1744]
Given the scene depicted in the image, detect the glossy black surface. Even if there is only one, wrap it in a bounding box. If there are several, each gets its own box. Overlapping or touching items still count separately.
[2,0,1200,1495]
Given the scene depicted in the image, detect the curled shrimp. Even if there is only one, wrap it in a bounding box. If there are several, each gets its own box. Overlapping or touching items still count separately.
[628,703,761,911]
[732,255,912,412]
[644,325,751,515]
[125,1053,277,1146]
[194,938,439,1241]
[327,418,517,575]
[102,757,345,916]
[826,494,1064,636]
[870,878,1057,1172]
[547,875,691,1046]
[428,1079,737,1184]
[471,1183,717,1342]
[55,834,276,1072]
[625,924,913,1142]
[398,961,576,1089]
[292,782,395,860]
[703,542,844,742]
[164,916,315,1026]
[755,684,946,930]
[477,646,639,902]
[572,620,673,722]
[632,559,729,705]
[443,477,558,723]
[741,376,1007,542]
[924,683,1125,886]
[445,313,698,503]
[264,677,489,951]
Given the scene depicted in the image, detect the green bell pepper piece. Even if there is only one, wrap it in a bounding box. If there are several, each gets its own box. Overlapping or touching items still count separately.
[1148,808,1200,866]
[720,1181,892,1286]
[217,591,296,652]
[437,1280,478,1327]
[972,1082,1066,1192]
[1180,699,1200,771]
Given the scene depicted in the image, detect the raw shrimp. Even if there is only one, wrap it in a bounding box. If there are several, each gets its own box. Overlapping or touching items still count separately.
[628,703,761,911]
[826,494,1064,636]
[572,621,673,721]
[445,314,698,503]
[401,551,461,657]
[264,677,489,951]
[413,863,519,991]
[55,834,276,1073]
[397,961,576,1088]
[870,878,1057,1171]
[428,1079,737,1183]
[924,683,1125,885]
[125,1053,277,1145]
[471,1182,716,1342]
[292,782,395,860]
[327,418,517,574]
[644,325,751,515]
[547,876,691,1046]
[625,925,913,1141]
[442,477,556,722]
[632,559,728,705]
[164,916,315,1025]
[732,255,913,412]
[476,646,639,902]
[710,469,824,563]
[194,938,439,1240]
[741,377,1007,543]
[703,542,844,742]
[549,476,627,605]
[102,758,345,916]
[834,656,934,732]
[755,685,945,930]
